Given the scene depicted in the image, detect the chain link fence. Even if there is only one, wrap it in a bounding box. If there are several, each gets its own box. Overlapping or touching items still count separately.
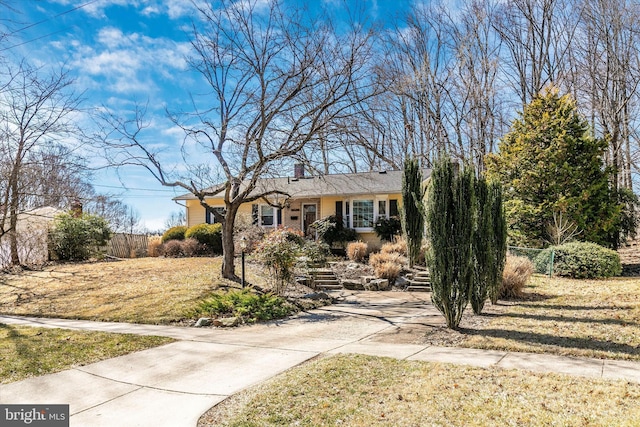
[508,246,555,277]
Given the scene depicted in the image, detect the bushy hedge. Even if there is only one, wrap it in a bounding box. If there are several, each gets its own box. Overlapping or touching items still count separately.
[185,223,222,254]
[49,213,111,261]
[536,242,622,279]
[162,225,187,242]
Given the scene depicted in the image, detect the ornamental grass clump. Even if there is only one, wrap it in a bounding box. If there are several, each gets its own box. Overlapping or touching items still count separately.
[369,251,406,285]
[380,239,407,256]
[500,255,534,299]
[347,241,368,263]
[147,236,163,257]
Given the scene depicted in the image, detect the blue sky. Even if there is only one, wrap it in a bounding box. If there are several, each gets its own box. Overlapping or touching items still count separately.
[2,0,411,231]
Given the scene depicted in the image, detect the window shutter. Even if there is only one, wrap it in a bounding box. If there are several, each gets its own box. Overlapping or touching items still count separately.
[390,199,399,217]
[252,204,258,225]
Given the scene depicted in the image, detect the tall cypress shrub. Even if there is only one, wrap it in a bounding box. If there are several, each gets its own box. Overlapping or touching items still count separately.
[489,181,508,304]
[402,157,425,267]
[471,177,508,313]
[471,177,493,314]
[426,158,475,329]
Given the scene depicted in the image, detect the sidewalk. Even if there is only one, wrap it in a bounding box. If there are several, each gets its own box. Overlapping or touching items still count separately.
[1,292,640,426]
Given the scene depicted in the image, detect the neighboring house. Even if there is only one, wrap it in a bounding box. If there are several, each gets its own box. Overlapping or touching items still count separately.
[0,206,62,267]
[174,167,430,245]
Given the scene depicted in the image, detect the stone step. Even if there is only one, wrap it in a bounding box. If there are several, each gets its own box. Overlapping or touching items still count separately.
[314,279,340,287]
[309,269,334,275]
[313,274,337,280]
[315,283,343,291]
[406,285,431,292]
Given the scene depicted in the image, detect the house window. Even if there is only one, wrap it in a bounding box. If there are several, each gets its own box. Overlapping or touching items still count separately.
[207,207,225,224]
[389,199,399,217]
[378,200,387,220]
[260,205,276,227]
[352,200,374,228]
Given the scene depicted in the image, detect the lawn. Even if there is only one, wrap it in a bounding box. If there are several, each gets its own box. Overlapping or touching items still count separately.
[460,275,640,361]
[199,354,640,427]
[0,324,173,384]
[0,257,253,324]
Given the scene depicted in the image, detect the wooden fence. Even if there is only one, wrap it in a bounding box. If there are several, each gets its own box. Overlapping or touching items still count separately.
[107,233,150,258]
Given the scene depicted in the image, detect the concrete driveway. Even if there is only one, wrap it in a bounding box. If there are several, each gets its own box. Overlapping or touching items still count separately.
[1,291,639,426]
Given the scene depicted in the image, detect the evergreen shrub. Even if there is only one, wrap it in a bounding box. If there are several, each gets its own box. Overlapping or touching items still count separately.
[49,213,111,261]
[162,225,187,243]
[544,242,622,279]
[185,223,223,254]
[374,216,402,241]
[194,289,292,323]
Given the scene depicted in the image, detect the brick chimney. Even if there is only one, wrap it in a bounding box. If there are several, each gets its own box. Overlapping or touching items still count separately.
[71,199,83,218]
[294,163,305,178]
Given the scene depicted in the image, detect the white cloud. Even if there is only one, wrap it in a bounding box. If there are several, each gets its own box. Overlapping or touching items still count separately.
[165,0,201,19]
[67,27,191,94]
[52,0,137,18]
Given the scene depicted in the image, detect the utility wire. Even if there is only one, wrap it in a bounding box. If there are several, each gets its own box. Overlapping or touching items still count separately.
[0,0,100,52]
[6,0,99,37]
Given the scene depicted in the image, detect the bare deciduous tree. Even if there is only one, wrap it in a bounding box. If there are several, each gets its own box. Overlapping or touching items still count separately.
[0,62,83,265]
[101,0,377,278]
[570,0,640,193]
[493,0,578,107]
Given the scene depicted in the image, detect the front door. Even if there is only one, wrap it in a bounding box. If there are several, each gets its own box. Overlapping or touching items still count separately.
[302,204,317,238]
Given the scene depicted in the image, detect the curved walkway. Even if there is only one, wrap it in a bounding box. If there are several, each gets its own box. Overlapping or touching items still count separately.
[1,291,639,426]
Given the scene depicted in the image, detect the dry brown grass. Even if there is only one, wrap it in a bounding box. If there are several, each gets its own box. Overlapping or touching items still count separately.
[346,241,368,263]
[380,239,407,256]
[147,236,163,257]
[462,275,640,360]
[368,251,407,269]
[0,257,251,324]
[199,354,640,427]
[500,255,535,299]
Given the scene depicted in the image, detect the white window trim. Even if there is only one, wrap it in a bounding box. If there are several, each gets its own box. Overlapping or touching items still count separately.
[259,204,279,228]
[343,196,389,232]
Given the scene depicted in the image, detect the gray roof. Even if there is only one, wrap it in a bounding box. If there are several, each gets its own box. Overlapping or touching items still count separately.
[174,169,430,201]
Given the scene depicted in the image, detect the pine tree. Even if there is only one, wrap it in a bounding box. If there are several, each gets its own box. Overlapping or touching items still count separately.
[426,158,475,329]
[402,157,425,267]
[485,88,620,248]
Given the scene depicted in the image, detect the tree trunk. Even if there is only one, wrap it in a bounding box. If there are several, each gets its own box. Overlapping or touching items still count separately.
[221,203,238,279]
[8,151,22,266]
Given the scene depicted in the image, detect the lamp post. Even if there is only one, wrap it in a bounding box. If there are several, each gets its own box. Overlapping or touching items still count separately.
[240,236,248,288]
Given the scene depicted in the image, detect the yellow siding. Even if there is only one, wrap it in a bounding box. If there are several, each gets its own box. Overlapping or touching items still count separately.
[319,196,342,218]
[357,231,383,251]
[184,193,404,243]
[185,199,206,227]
